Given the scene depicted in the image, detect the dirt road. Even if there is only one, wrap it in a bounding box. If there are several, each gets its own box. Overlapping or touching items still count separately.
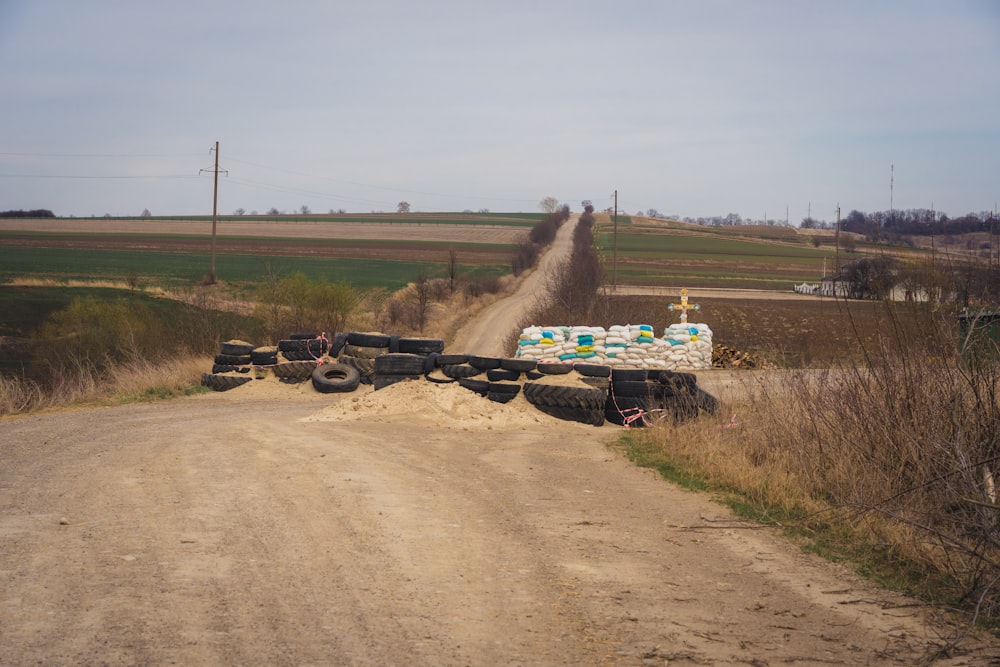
[1,376,996,665]
[449,215,579,356]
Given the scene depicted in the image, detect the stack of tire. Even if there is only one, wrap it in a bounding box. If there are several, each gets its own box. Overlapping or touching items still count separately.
[605,368,717,426]
[370,336,446,390]
[429,355,536,403]
[523,362,609,426]
[337,332,392,385]
[272,333,339,383]
[201,339,256,391]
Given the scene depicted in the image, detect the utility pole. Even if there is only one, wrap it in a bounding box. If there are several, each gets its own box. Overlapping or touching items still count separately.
[200,141,227,284]
[612,189,618,291]
[835,204,841,273]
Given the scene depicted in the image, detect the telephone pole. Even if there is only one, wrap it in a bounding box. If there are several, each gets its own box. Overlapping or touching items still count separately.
[200,141,227,284]
[612,189,619,291]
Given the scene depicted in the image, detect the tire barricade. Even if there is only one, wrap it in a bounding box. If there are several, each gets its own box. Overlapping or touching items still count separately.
[200,332,719,428]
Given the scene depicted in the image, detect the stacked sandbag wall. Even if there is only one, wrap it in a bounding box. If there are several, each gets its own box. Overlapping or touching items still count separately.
[515,323,713,372]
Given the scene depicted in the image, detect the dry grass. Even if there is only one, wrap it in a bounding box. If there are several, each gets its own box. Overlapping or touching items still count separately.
[626,311,1000,622]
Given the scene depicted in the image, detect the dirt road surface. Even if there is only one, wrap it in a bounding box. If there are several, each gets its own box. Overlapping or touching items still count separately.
[1,376,997,666]
[449,215,579,357]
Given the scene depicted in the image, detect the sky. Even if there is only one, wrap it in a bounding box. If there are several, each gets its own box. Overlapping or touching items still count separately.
[0,1,998,223]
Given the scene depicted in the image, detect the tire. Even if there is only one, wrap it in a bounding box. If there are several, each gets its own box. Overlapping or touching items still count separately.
[574,363,611,378]
[311,363,361,393]
[525,370,544,381]
[523,382,606,411]
[435,353,469,367]
[341,343,389,359]
[338,356,376,384]
[375,353,427,376]
[329,332,348,357]
[468,355,502,371]
[487,368,520,381]
[211,364,251,374]
[605,396,650,426]
[282,349,325,362]
[214,354,251,365]
[532,403,606,426]
[487,381,520,404]
[657,370,698,395]
[388,335,401,353]
[374,374,420,391]
[346,331,391,348]
[201,372,252,391]
[398,337,446,355]
[424,371,456,384]
[441,364,482,379]
[537,363,573,375]
[219,340,255,356]
[271,360,317,380]
[250,346,279,365]
[579,376,610,391]
[611,368,648,382]
[610,380,661,398]
[290,331,320,340]
[457,377,489,396]
[278,338,329,354]
[696,388,718,414]
[500,358,537,372]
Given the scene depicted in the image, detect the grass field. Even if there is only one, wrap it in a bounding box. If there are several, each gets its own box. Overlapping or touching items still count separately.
[77,211,544,227]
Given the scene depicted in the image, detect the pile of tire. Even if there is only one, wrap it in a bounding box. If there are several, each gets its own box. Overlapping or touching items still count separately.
[604,368,717,427]
[201,339,256,391]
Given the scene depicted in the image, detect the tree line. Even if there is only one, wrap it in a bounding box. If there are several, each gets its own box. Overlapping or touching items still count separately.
[0,209,55,218]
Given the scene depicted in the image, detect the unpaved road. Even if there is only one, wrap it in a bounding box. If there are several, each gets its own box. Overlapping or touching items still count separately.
[1,378,997,665]
[449,215,579,357]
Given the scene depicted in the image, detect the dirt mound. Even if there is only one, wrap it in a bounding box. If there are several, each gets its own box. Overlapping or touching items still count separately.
[303,379,572,431]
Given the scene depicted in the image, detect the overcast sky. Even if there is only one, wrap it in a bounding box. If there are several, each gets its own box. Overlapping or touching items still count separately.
[1,1,998,222]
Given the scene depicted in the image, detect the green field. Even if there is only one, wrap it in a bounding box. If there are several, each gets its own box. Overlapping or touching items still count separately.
[84,212,543,227]
[0,247,507,291]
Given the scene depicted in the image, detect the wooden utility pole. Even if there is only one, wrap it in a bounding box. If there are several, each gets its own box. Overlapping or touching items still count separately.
[835,204,841,273]
[612,190,618,291]
[200,141,226,284]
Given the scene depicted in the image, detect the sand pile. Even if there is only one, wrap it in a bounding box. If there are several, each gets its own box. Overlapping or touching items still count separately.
[303,379,563,431]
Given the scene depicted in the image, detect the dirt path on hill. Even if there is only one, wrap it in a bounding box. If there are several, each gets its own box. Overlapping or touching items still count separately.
[448,215,579,356]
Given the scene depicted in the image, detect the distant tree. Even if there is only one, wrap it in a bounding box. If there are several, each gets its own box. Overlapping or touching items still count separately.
[812,236,822,248]
[841,235,858,254]
[647,208,660,218]
[267,207,280,216]
[233,208,246,216]
[581,200,593,212]
[478,208,490,214]
[539,197,560,214]
[801,216,819,229]
[447,247,459,294]
[397,201,411,213]
[141,208,152,218]
[300,205,311,215]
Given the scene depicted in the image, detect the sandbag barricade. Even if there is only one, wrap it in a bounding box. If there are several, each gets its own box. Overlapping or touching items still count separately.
[515,323,713,372]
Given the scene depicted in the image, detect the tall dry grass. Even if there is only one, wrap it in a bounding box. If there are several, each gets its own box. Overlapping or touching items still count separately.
[634,304,1000,621]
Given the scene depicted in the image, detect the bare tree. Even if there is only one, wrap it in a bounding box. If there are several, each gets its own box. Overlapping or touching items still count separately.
[413,272,431,332]
[233,208,246,216]
[539,197,560,214]
[447,248,459,294]
[397,201,411,213]
[300,205,311,215]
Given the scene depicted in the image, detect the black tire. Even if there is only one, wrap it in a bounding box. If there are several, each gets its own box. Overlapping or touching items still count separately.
[441,364,482,379]
[579,376,610,391]
[375,353,426,376]
[525,370,543,381]
[457,377,489,396]
[656,370,698,393]
[611,368,648,382]
[500,358,537,372]
[346,331,391,348]
[201,372,253,391]
[219,340,255,356]
[574,363,611,378]
[250,346,279,365]
[282,349,325,362]
[329,332,348,357]
[215,353,251,365]
[211,364,251,374]
[537,363,573,375]
[435,353,469,367]
[424,371,456,384]
[388,335,401,353]
[468,355,502,371]
[696,388,718,414]
[341,343,389,359]
[532,403,606,427]
[271,360,317,380]
[605,396,650,426]
[610,380,661,398]
[290,331,320,340]
[398,337,446,355]
[487,368,520,382]
[374,373,420,391]
[487,381,520,403]
[423,352,440,374]
[311,363,361,393]
[278,338,329,354]
[338,356,376,384]
[523,382,607,411]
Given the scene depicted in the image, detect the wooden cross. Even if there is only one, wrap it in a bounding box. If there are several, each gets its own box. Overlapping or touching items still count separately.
[667,287,701,324]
